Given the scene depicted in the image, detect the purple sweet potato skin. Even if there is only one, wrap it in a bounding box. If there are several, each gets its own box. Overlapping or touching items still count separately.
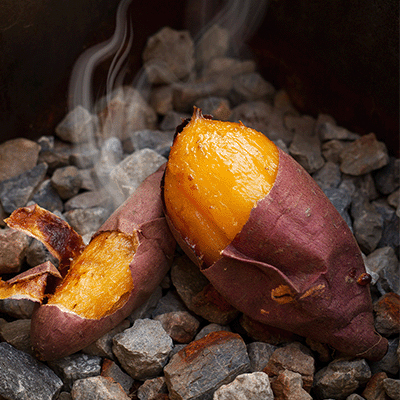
[31,166,176,361]
[166,149,388,361]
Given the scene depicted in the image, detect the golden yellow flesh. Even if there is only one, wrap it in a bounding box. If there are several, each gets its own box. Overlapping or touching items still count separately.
[48,231,138,319]
[0,274,48,301]
[164,112,279,266]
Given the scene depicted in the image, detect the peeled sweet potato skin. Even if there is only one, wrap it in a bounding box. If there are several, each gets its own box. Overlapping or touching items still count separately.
[164,148,388,361]
[31,165,176,361]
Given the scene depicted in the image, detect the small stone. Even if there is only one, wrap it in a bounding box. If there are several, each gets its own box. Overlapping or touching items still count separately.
[196,24,230,69]
[64,190,112,212]
[95,137,124,179]
[373,292,400,336]
[322,139,351,164]
[387,188,400,209]
[172,75,233,113]
[152,291,201,343]
[159,110,190,131]
[127,286,163,324]
[164,331,251,400]
[0,162,48,213]
[109,148,166,203]
[288,117,325,173]
[195,97,231,120]
[150,85,173,115]
[48,353,102,391]
[231,102,293,145]
[31,179,64,212]
[378,213,399,256]
[143,27,195,84]
[323,187,353,229]
[313,358,371,400]
[26,238,59,268]
[0,228,30,274]
[247,342,277,372]
[383,378,400,400]
[57,392,72,400]
[263,342,315,392]
[0,342,63,400]
[63,206,110,236]
[271,370,313,400]
[318,122,361,141]
[373,157,400,195]
[112,319,173,380]
[203,57,256,79]
[71,376,130,400]
[171,255,239,324]
[0,138,41,182]
[0,298,37,319]
[369,337,399,376]
[78,168,101,192]
[312,161,342,190]
[126,129,174,156]
[69,143,99,169]
[55,105,98,144]
[366,247,400,296]
[231,72,275,103]
[98,88,157,142]
[137,377,168,400]
[361,372,388,400]
[0,319,33,355]
[101,359,134,394]
[351,193,383,254]
[51,165,82,200]
[213,372,274,400]
[194,324,232,341]
[83,319,130,360]
[340,133,389,176]
[346,394,365,400]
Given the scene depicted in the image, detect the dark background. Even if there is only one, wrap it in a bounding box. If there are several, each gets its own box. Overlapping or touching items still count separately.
[0,0,398,154]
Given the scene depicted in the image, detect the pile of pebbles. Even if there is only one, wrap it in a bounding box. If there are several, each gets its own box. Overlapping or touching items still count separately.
[0,25,399,400]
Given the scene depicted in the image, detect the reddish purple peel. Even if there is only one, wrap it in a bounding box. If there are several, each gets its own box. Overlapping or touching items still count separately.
[31,166,176,361]
[166,149,387,361]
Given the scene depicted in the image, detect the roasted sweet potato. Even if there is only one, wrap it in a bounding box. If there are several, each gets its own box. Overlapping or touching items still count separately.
[6,165,175,360]
[162,108,388,361]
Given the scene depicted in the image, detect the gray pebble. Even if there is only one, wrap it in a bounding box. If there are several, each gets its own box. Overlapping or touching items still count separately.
[112,319,173,380]
[0,342,63,400]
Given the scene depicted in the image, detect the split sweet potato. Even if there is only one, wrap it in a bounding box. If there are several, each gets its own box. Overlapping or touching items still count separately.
[5,165,175,360]
[162,108,388,361]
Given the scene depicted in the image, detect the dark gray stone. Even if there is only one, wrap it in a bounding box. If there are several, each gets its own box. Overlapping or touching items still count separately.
[313,359,371,400]
[26,238,59,268]
[51,165,82,200]
[112,319,173,380]
[63,206,110,236]
[0,342,63,400]
[137,376,168,400]
[194,323,232,341]
[0,162,48,213]
[31,179,64,212]
[48,353,102,392]
[369,337,400,376]
[126,129,174,156]
[323,187,353,230]
[164,331,251,400]
[195,97,231,120]
[312,161,342,190]
[373,157,400,195]
[231,72,275,103]
[0,319,33,355]
[247,342,277,372]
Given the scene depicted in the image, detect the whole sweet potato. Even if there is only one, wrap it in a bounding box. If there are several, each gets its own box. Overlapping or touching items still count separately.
[162,108,388,361]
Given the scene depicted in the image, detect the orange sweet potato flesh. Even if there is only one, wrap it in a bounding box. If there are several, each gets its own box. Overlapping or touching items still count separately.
[163,107,279,266]
[47,230,138,319]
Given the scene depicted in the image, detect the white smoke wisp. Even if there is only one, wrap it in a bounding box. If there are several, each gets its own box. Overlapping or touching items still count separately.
[67,0,134,114]
[193,0,270,56]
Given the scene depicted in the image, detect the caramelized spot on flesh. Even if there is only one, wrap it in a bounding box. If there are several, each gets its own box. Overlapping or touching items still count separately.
[164,108,279,266]
[47,230,138,319]
[5,204,85,270]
